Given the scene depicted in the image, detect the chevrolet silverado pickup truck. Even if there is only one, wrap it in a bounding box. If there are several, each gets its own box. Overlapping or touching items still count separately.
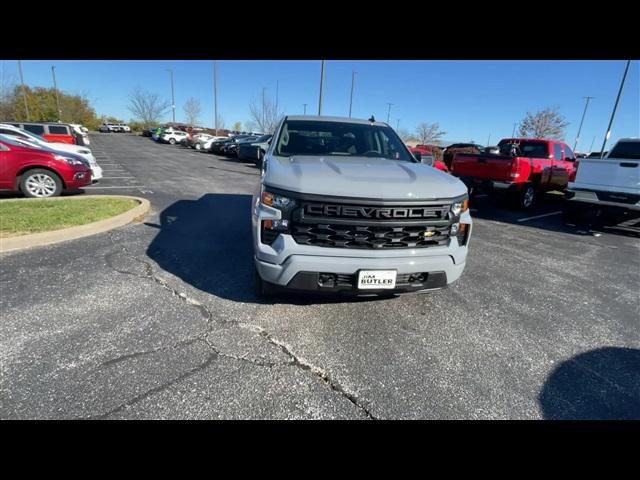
[252,116,472,297]
[451,138,577,209]
[564,138,640,226]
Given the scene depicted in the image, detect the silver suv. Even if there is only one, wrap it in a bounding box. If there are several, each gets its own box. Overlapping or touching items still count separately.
[252,116,472,297]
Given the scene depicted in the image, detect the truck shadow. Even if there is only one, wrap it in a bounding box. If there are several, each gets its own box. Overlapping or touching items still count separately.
[538,347,640,420]
[144,193,395,306]
[470,192,640,239]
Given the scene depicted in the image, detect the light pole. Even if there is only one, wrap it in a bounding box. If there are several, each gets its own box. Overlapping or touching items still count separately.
[18,60,29,121]
[512,123,517,137]
[275,80,279,113]
[386,103,393,124]
[348,71,356,117]
[573,96,595,152]
[396,119,400,131]
[318,60,325,115]
[588,136,596,154]
[600,60,631,158]
[51,65,62,122]
[487,133,491,146]
[303,103,307,115]
[167,69,176,123]
[213,61,218,135]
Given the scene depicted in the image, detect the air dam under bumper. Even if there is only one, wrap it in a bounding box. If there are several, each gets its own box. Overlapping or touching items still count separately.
[255,253,466,294]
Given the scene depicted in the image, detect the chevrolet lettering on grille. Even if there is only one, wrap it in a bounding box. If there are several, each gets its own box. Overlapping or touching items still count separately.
[304,203,445,219]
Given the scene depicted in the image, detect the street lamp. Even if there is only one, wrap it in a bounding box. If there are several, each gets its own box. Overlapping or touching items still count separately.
[318,60,326,116]
[348,71,356,117]
[386,103,393,124]
[600,60,631,158]
[573,96,595,152]
[167,69,176,123]
[51,65,62,122]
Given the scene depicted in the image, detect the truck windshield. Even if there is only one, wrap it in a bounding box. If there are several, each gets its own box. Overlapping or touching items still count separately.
[608,141,640,159]
[275,120,412,161]
[498,141,549,158]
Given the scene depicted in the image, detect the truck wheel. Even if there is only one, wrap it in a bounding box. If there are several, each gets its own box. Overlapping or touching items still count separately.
[20,169,63,198]
[195,143,201,150]
[254,267,277,298]
[512,184,535,210]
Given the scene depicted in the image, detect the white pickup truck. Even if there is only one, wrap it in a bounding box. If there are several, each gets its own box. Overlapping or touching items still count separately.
[564,138,640,226]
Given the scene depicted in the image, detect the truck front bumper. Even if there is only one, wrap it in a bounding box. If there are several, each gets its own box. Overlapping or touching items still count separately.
[253,200,471,295]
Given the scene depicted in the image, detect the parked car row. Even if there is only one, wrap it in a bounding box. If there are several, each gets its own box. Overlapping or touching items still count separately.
[0,121,103,198]
[99,123,131,133]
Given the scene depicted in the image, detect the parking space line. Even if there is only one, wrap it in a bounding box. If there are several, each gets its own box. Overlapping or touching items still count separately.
[517,211,562,222]
[84,185,145,189]
[100,176,137,179]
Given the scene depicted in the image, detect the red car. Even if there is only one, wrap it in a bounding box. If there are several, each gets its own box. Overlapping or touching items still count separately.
[451,138,577,209]
[408,144,449,172]
[0,136,92,198]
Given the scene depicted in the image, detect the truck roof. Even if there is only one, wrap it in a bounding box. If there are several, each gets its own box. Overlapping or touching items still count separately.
[284,115,388,127]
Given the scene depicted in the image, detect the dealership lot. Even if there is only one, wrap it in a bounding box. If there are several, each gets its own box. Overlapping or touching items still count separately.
[1,133,638,419]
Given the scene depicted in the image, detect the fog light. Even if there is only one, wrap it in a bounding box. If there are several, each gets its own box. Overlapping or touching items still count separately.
[262,219,289,231]
[450,223,459,235]
[74,172,86,179]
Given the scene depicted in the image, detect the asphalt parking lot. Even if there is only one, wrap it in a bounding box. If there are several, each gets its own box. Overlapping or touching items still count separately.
[1,133,639,419]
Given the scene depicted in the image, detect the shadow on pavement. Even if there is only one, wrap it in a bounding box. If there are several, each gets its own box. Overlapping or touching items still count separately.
[145,193,394,305]
[538,347,640,420]
[471,192,640,239]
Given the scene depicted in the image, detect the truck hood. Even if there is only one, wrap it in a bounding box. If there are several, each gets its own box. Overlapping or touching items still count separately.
[264,155,467,200]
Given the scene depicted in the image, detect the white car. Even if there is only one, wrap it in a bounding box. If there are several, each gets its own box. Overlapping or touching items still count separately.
[0,123,103,181]
[200,136,228,151]
[118,123,131,133]
[161,130,189,145]
[99,123,121,133]
[69,123,91,145]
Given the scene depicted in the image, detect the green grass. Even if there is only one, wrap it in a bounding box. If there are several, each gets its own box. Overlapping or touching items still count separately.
[0,198,139,238]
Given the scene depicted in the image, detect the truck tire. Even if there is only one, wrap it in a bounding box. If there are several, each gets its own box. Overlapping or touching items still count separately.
[20,168,63,198]
[254,266,277,298]
[511,184,535,210]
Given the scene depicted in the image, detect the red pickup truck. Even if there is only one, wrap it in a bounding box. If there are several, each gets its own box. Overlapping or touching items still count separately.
[451,138,577,209]
[408,144,449,172]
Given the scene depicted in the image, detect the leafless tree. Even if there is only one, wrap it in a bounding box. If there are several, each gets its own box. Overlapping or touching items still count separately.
[0,64,17,119]
[249,90,283,134]
[183,97,201,126]
[397,128,418,144]
[518,107,569,140]
[127,87,171,125]
[415,122,447,145]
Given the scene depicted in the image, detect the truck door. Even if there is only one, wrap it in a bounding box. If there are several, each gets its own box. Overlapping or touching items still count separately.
[549,142,569,190]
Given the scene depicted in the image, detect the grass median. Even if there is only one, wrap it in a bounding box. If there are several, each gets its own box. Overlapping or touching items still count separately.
[0,197,139,238]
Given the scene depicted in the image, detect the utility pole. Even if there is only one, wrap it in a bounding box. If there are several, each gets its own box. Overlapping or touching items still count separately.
[51,65,62,122]
[318,60,325,116]
[386,103,393,124]
[396,119,400,131]
[573,96,595,152]
[262,87,267,132]
[588,136,596,154]
[213,61,218,135]
[167,69,176,123]
[275,80,279,113]
[512,123,517,137]
[487,133,491,146]
[600,60,631,158]
[18,60,29,121]
[303,103,307,115]
[348,71,356,117]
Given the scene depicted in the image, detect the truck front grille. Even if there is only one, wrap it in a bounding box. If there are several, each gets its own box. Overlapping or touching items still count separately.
[291,223,451,249]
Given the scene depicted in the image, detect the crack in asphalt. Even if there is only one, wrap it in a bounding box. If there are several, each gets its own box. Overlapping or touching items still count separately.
[102,231,376,419]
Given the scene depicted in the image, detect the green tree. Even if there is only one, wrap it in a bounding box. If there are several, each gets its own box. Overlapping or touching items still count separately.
[233,121,242,131]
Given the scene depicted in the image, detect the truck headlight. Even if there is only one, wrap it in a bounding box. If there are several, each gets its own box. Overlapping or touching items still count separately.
[451,197,469,216]
[261,190,295,211]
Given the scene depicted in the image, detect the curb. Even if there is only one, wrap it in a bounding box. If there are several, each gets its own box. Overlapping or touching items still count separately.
[0,195,151,254]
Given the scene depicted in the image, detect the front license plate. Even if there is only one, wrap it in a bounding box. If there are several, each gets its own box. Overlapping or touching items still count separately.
[357,270,397,290]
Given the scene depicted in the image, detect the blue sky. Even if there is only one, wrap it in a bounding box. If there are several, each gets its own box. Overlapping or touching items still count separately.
[2,60,638,151]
